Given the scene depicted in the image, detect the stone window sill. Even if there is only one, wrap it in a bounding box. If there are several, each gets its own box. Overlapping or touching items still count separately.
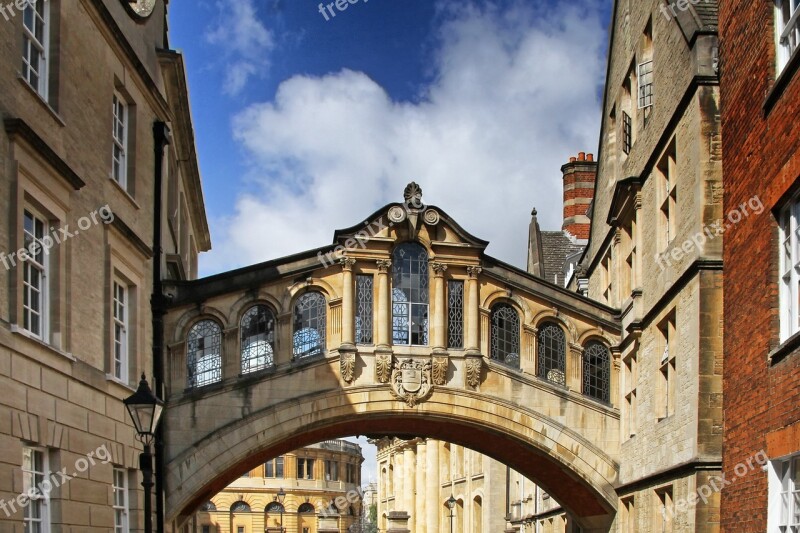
[10,324,75,361]
[769,329,800,365]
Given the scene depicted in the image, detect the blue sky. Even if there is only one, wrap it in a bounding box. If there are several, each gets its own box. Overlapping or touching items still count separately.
[168,0,610,483]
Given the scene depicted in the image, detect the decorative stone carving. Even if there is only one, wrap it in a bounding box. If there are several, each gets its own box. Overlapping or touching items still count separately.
[423,208,440,225]
[467,265,482,278]
[465,357,483,388]
[340,352,356,384]
[388,205,407,224]
[431,262,448,277]
[376,259,392,273]
[339,257,356,271]
[376,352,392,383]
[431,356,448,385]
[390,358,433,407]
[403,182,424,211]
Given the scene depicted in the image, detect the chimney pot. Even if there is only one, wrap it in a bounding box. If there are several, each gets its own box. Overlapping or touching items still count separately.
[587,153,594,162]
[578,152,586,161]
[569,157,576,162]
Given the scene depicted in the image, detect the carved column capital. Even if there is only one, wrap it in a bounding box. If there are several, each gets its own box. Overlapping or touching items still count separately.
[431,262,448,277]
[376,259,392,273]
[466,266,482,278]
[339,257,357,271]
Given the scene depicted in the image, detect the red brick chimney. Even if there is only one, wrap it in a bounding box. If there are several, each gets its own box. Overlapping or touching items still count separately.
[560,152,597,240]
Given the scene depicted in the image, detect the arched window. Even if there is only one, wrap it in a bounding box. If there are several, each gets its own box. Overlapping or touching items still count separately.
[392,243,429,345]
[230,501,250,513]
[537,322,566,385]
[200,501,216,512]
[187,320,222,388]
[490,304,520,368]
[583,341,611,403]
[298,503,315,514]
[473,496,483,533]
[265,502,284,513]
[240,305,275,373]
[293,292,327,359]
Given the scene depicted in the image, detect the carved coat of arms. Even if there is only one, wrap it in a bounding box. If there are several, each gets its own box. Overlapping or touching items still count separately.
[390,358,433,407]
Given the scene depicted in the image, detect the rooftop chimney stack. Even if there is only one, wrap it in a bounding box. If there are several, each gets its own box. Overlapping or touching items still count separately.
[560,152,598,240]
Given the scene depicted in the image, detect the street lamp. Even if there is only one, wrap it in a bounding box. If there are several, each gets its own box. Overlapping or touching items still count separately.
[276,487,286,533]
[446,495,457,533]
[124,374,164,533]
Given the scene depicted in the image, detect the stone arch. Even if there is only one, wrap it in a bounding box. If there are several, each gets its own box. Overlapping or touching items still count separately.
[532,308,579,344]
[228,292,283,325]
[285,278,339,309]
[172,305,229,344]
[164,387,618,532]
[578,327,616,348]
[482,289,533,324]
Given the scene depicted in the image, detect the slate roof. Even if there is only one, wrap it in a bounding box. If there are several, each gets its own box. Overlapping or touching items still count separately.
[540,231,586,286]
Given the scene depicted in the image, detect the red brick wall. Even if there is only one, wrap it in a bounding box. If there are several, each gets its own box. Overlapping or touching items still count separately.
[719,0,800,530]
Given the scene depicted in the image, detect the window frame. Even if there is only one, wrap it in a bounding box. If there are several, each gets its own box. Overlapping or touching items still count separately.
[637,60,654,109]
[776,0,800,73]
[391,243,430,346]
[780,195,800,341]
[292,292,327,359]
[186,319,223,389]
[240,305,276,374]
[297,458,315,480]
[447,279,465,349]
[112,280,129,383]
[768,452,800,531]
[112,92,129,189]
[658,312,677,420]
[22,446,50,533]
[355,274,374,345]
[22,0,50,99]
[582,341,611,403]
[489,303,520,368]
[537,322,567,385]
[22,208,49,340]
[113,467,130,533]
[622,111,632,155]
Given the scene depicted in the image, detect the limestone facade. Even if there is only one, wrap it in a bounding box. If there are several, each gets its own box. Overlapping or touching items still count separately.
[574,1,723,532]
[0,0,209,531]
[190,439,363,533]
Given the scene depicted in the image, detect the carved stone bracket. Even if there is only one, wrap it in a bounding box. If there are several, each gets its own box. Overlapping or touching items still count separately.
[376,352,392,383]
[340,351,356,384]
[431,355,448,385]
[465,356,483,388]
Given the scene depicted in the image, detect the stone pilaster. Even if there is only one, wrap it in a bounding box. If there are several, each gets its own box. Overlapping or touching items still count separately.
[376,259,392,350]
[403,445,416,531]
[339,257,356,348]
[425,440,440,532]
[415,441,427,533]
[466,266,482,354]
[431,262,448,353]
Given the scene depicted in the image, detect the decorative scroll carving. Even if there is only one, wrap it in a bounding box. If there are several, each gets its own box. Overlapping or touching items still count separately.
[388,206,407,224]
[340,352,356,384]
[465,357,483,388]
[431,355,448,385]
[376,353,392,383]
[376,259,392,273]
[423,209,440,225]
[339,257,356,271]
[390,358,433,407]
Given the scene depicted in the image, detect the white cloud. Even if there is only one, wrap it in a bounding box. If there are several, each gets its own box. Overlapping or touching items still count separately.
[205,0,274,95]
[201,0,606,275]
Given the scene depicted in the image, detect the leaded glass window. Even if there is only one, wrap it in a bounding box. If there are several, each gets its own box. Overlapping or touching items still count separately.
[538,323,566,385]
[240,305,275,373]
[298,503,315,513]
[200,501,216,512]
[230,501,250,513]
[392,243,429,345]
[448,280,464,349]
[187,320,222,388]
[293,292,327,359]
[490,304,520,368]
[356,275,374,344]
[582,341,610,403]
[266,502,284,513]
